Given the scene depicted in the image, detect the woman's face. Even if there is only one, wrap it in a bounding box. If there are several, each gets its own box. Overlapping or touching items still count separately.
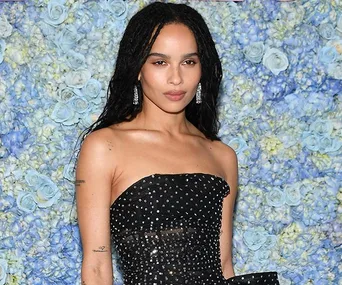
[139,23,201,114]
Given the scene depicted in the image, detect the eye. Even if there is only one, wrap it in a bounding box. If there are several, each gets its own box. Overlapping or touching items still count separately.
[183,59,197,65]
[153,60,167,66]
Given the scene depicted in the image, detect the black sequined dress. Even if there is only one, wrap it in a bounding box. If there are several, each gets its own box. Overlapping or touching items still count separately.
[110,173,279,285]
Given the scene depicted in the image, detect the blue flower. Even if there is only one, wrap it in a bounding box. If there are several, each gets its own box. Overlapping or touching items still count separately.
[302,119,341,154]
[284,185,301,206]
[0,61,12,80]
[54,25,81,53]
[57,86,82,102]
[243,227,268,251]
[103,0,128,20]
[317,22,336,40]
[65,69,91,89]
[225,137,248,155]
[262,48,289,75]
[1,128,30,157]
[41,0,68,26]
[25,170,61,208]
[290,205,304,221]
[266,188,285,207]
[82,78,102,101]
[51,101,80,125]
[302,133,320,152]
[244,42,265,63]
[64,51,86,70]
[16,192,37,213]
[0,236,15,250]
[264,75,296,101]
[67,96,90,114]
[318,46,338,64]
[306,2,332,26]
[252,249,271,264]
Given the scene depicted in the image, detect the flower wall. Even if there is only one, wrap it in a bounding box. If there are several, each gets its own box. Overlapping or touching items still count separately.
[0,0,341,284]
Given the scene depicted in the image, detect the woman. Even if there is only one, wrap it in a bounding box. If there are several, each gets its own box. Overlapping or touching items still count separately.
[76,2,279,284]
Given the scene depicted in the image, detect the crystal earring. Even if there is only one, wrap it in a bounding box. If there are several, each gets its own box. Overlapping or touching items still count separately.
[196,83,202,104]
[133,85,139,105]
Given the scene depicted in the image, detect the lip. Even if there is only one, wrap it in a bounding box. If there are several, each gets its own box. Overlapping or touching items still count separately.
[163,90,186,101]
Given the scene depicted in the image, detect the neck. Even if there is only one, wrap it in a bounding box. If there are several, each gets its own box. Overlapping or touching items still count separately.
[135,104,191,136]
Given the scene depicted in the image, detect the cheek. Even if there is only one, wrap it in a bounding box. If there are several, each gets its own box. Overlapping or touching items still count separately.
[141,69,165,90]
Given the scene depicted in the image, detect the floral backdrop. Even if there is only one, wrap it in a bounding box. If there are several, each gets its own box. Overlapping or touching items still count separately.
[0,0,341,284]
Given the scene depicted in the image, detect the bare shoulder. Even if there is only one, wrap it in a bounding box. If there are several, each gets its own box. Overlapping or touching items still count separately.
[77,127,127,174]
[80,128,118,156]
[211,140,237,163]
[210,140,238,182]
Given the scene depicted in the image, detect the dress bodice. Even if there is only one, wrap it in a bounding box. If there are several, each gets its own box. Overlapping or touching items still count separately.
[110,173,229,284]
[110,173,279,285]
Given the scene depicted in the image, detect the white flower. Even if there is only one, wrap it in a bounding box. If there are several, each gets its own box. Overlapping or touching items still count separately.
[65,69,91,88]
[284,185,301,206]
[41,0,68,26]
[106,0,128,20]
[318,23,336,40]
[65,50,86,70]
[25,170,61,208]
[82,78,103,104]
[243,227,268,251]
[309,119,333,136]
[244,42,265,63]
[67,96,89,114]
[51,101,80,125]
[16,192,37,213]
[266,188,286,207]
[0,259,8,285]
[0,16,13,38]
[262,48,289,75]
[57,85,82,102]
[54,25,81,53]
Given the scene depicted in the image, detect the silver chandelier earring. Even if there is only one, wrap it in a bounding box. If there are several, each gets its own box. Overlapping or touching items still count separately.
[196,83,202,104]
[133,85,139,105]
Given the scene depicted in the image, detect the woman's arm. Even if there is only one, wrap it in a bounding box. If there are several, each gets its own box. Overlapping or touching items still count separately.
[219,145,238,279]
[76,131,115,284]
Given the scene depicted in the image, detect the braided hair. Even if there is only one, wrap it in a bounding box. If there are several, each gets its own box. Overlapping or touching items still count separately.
[81,2,222,142]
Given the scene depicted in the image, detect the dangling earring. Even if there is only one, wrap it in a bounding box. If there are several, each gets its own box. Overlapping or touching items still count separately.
[133,85,139,105]
[196,83,202,104]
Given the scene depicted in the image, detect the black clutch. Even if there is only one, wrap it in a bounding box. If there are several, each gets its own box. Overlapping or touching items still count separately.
[226,271,280,285]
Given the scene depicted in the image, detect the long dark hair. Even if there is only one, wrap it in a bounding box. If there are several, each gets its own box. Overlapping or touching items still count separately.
[80,2,222,142]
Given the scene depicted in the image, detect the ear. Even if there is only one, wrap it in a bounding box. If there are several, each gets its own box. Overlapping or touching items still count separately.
[138,72,141,81]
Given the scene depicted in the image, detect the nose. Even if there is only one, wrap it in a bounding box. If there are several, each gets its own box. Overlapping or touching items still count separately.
[168,65,183,85]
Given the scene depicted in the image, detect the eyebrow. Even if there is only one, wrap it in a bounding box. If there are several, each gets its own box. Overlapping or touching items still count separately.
[147,52,199,59]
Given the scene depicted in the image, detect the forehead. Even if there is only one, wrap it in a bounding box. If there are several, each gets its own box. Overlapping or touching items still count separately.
[150,23,198,53]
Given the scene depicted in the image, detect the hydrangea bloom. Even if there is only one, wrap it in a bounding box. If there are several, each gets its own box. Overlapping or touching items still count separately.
[0,0,341,284]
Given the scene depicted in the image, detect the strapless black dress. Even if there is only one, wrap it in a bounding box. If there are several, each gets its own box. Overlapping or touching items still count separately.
[110,173,279,284]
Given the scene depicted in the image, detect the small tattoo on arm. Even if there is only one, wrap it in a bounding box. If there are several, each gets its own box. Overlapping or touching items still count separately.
[75,180,85,187]
[92,245,108,253]
[82,282,86,285]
